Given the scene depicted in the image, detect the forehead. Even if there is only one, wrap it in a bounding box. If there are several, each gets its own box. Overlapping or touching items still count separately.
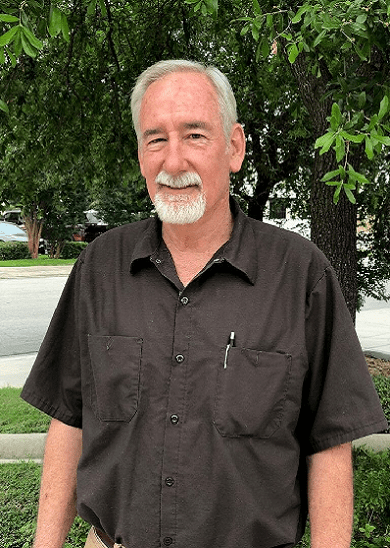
[139,71,220,129]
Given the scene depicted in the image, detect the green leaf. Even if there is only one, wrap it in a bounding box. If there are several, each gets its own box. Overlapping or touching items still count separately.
[347,166,369,185]
[22,26,43,49]
[372,134,390,146]
[358,92,366,109]
[13,29,22,56]
[21,30,37,57]
[87,0,97,15]
[98,0,107,17]
[314,131,336,154]
[0,25,19,47]
[344,186,356,204]
[291,5,311,24]
[0,14,19,23]
[321,168,341,182]
[365,136,374,160]
[378,95,389,121]
[313,29,326,48]
[288,43,299,64]
[253,0,262,16]
[0,98,9,113]
[0,47,4,64]
[340,131,365,144]
[331,103,341,126]
[49,7,62,37]
[333,184,342,204]
[335,134,345,162]
[61,13,70,42]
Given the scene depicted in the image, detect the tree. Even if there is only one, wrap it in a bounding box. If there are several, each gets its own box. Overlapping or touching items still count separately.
[1,0,389,319]
[216,0,390,319]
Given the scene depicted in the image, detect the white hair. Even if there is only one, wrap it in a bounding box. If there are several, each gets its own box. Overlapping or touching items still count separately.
[131,59,237,144]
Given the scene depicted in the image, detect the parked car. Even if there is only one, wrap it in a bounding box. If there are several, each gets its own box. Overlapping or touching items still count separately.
[0,221,28,243]
[72,210,107,243]
[1,209,25,228]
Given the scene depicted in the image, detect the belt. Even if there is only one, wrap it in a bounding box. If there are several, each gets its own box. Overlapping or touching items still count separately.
[95,527,121,548]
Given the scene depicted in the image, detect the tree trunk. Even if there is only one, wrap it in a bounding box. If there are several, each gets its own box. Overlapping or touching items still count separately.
[24,214,44,259]
[311,152,358,322]
[288,52,358,321]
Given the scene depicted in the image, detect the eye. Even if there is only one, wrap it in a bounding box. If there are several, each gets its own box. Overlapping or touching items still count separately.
[147,137,166,145]
[188,133,205,140]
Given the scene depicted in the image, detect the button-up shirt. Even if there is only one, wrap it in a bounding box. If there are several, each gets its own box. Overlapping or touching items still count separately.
[22,200,387,548]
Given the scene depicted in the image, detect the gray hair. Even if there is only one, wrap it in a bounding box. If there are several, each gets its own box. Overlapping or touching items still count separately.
[131,59,237,144]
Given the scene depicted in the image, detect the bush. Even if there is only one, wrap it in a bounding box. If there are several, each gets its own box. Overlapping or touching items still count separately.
[353,448,390,544]
[60,241,88,260]
[0,241,30,261]
[372,376,390,433]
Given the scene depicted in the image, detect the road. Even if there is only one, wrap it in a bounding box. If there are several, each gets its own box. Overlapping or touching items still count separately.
[0,276,67,357]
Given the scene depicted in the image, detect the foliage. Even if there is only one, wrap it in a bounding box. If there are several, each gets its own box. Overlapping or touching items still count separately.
[372,376,390,434]
[0,462,89,548]
[234,0,390,204]
[0,241,30,260]
[0,387,50,434]
[353,448,390,540]
[59,241,88,260]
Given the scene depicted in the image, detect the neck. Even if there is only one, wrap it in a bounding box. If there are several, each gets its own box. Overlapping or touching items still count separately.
[161,199,233,286]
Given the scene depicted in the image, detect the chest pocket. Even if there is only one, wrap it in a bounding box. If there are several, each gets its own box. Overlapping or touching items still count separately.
[213,348,292,438]
[88,335,143,422]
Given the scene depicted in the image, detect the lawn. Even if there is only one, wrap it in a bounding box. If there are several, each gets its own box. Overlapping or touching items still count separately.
[1,449,390,548]
[0,388,50,434]
[0,257,76,267]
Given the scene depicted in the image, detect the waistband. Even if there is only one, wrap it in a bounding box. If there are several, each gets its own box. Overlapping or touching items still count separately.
[94,526,124,548]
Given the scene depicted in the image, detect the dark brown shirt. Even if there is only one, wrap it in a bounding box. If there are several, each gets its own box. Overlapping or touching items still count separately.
[21,201,387,548]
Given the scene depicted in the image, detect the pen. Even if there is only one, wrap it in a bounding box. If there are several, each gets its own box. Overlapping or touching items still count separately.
[224,331,235,368]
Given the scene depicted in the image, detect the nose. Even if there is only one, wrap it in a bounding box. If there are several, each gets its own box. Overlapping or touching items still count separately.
[162,138,188,176]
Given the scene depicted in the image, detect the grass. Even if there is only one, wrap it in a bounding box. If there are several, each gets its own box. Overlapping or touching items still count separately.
[1,450,389,548]
[0,257,76,267]
[0,388,51,434]
[0,461,90,548]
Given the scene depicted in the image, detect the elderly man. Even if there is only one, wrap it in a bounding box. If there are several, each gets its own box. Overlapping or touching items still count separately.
[22,60,386,548]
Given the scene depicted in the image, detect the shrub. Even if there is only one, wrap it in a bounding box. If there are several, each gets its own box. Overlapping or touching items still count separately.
[372,376,390,433]
[353,448,390,539]
[0,241,30,260]
[60,241,88,260]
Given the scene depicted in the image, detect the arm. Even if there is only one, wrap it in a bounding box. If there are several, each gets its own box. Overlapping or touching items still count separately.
[33,418,82,548]
[307,442,353,548]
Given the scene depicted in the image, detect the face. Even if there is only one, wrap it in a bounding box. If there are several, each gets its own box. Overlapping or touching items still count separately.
[138,71,245,225]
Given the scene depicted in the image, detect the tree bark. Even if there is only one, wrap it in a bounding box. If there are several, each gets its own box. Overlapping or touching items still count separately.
[288,52,358,321]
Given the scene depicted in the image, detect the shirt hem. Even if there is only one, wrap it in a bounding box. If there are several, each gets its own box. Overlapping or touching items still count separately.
[20,388,82,428]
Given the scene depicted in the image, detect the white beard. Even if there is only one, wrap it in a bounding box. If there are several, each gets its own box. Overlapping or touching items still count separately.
[153,172,206,225]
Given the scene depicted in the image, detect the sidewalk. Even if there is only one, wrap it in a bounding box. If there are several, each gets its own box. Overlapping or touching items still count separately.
[0,264,73,279]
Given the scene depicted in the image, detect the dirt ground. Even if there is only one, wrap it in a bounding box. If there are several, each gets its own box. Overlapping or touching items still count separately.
[365,356,390,377]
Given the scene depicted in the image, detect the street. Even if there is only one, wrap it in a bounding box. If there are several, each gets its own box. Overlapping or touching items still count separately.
[0,276,67,357]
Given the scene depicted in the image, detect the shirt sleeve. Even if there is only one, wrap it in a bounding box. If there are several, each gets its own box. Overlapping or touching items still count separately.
[20,257,84,428]
[301,265,388,454]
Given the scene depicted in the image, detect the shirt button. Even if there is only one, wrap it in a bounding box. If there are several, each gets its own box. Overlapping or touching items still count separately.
[163,537,173,546]
[175,354,184,364]
[180,296,189,305]
[165,477,175,487]
[155,258,162,264]
[170,414,179,425]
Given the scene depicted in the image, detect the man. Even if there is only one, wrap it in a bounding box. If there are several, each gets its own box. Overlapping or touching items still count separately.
[22,59,387,548]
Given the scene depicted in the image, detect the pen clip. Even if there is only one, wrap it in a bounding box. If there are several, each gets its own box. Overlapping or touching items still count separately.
[223,332,235,369]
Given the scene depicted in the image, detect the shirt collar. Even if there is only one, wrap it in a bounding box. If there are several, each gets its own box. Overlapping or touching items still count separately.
[130,197,258,285]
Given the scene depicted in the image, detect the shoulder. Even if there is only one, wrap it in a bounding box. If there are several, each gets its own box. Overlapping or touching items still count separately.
[245,216,331,288]
[78,217,156,272]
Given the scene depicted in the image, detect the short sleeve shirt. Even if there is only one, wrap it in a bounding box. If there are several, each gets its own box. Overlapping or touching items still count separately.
[21,200,387,548]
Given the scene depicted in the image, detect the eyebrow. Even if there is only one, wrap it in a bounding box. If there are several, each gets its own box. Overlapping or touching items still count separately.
[142,121,212,141]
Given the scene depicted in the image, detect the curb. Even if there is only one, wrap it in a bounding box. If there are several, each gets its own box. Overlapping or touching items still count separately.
[0,433,389,463]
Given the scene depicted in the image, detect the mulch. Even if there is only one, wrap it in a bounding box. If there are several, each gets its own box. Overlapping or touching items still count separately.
[366,356,390,378]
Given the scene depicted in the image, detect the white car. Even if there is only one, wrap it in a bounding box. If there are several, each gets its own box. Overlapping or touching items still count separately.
[0,221,28,243]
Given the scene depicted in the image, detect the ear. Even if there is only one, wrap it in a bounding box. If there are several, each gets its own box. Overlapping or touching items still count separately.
[229,123,246,173]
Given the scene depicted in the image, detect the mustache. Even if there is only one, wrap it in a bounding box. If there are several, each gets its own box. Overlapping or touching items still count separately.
[155,171,202,188]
